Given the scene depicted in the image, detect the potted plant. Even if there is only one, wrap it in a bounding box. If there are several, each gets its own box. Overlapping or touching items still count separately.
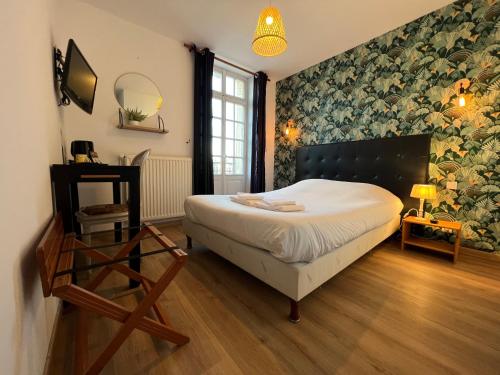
[125,108,147,126]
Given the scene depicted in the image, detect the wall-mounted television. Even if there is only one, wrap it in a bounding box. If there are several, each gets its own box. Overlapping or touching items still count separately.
[60,39,97,114]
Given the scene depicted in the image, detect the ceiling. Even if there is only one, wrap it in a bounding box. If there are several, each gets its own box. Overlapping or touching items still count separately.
[81,0,454,81]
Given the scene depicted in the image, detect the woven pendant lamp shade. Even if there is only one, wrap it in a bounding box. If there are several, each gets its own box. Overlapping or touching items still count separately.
[252,6,287,57]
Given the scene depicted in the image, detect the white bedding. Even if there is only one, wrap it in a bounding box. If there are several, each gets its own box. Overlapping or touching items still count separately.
[184,179,403,262]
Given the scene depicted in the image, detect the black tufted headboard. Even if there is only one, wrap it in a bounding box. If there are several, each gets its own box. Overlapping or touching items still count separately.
[295,134,431,213]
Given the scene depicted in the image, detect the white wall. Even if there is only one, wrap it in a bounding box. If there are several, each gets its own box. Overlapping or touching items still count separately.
[0,1,274,373]
[53,0,277,203]
[0,0,63,374]
[53,0,194,206]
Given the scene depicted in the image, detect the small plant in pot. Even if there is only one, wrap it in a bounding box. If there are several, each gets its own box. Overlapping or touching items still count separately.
[125,108,147,126]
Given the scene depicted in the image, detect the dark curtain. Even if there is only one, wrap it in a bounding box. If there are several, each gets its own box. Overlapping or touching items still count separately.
[250,71,268,193]
[193,47,215,195]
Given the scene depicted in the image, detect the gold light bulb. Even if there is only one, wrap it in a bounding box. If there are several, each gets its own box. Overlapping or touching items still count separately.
[266,16,274,25]
[458,82,466,107]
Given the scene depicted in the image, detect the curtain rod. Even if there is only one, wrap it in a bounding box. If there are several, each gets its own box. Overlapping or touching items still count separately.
[184,43,270,81]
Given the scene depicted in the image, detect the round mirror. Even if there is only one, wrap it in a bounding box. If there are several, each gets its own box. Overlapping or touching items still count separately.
[114,73,163,120]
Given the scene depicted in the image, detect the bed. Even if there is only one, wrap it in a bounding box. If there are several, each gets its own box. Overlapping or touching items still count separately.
[183,134,431,322]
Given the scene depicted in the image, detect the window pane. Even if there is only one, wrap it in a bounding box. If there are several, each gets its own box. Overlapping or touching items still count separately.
[235,122,244,140]
[212,137,221,156]
[235,140,244,157]
[225,139,234,156]
[234,158,243,175]
[212,118,221,137]
[225,76,234,96]
[235,104,245,122]
[213,156,221,175]
[235,79,245,99]
[226,121,234,139]
[226,102,234,120]
[225,157,234,175]
[212,98,221,118]
[213,71,222,92]
[212,69,248,179]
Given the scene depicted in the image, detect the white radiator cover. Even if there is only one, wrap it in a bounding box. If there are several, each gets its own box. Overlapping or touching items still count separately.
[122,154,192,221]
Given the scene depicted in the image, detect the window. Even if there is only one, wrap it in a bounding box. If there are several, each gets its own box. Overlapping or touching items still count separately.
[212,68,248,176]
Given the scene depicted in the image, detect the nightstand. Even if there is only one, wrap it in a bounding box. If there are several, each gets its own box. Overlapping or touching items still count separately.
[401,216,462,262]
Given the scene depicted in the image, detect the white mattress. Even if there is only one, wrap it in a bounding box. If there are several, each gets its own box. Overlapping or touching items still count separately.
[184,179,403,262]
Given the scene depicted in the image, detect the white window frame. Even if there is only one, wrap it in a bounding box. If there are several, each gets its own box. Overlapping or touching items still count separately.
[212,67,250,181]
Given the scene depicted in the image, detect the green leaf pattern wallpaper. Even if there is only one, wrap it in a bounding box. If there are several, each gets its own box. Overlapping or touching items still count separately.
[274,0,499,251]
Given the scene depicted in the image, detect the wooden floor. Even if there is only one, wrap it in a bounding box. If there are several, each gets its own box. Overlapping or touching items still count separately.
[47,223,500,374]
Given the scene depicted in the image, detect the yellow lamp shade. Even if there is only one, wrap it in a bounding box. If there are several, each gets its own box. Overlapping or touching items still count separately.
[252,6,287,57]
[410,184,437,200]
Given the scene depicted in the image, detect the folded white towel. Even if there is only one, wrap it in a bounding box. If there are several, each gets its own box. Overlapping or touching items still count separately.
[231,196,304,212]
[236,192,264,200]
[254,201,305,212]
[230,196,260,206]
[275,204,305,212]
[263,199,296,207]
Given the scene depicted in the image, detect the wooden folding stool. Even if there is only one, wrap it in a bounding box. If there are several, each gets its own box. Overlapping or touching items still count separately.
[36,213,189,375]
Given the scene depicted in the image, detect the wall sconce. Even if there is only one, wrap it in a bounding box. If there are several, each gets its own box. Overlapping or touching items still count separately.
[285,119,294,136]
[456,79,470,107]
[458,83,466,107]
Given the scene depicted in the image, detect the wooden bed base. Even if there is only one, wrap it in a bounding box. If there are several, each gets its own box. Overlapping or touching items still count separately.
[37,214,189,374]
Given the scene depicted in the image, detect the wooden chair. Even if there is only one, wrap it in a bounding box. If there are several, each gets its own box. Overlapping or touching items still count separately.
[36,213,189,375]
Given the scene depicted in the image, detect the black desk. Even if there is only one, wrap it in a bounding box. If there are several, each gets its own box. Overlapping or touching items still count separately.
[50,164,141,287]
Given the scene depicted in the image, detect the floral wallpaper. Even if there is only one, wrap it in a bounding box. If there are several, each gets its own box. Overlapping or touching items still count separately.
[275,0,499,251]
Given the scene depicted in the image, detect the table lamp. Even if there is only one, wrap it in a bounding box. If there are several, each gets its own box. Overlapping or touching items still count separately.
[410,184,436,219]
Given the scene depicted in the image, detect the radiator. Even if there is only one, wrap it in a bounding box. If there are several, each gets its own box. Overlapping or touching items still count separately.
[122,154,192,221]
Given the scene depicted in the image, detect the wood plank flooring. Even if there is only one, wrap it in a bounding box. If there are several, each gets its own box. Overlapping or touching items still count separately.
[46,224,500,374]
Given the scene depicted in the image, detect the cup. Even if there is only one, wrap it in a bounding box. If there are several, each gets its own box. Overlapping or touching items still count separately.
[75,154,89,163]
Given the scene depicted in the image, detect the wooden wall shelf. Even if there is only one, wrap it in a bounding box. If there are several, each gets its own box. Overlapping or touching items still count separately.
[117,125,169,134]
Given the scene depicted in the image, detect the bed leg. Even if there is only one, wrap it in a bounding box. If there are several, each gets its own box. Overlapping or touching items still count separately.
[186,236,192,249]
[289,299,300,323]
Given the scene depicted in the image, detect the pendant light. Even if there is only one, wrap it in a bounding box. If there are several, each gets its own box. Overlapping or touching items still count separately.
[252,4,287,57]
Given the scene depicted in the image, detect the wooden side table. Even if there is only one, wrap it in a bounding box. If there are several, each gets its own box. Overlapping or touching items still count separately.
[401,216,462,262]
[51,163,141,287]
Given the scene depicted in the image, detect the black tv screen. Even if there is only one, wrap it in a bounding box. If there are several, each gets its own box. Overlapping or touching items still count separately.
[61,39,97,114]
